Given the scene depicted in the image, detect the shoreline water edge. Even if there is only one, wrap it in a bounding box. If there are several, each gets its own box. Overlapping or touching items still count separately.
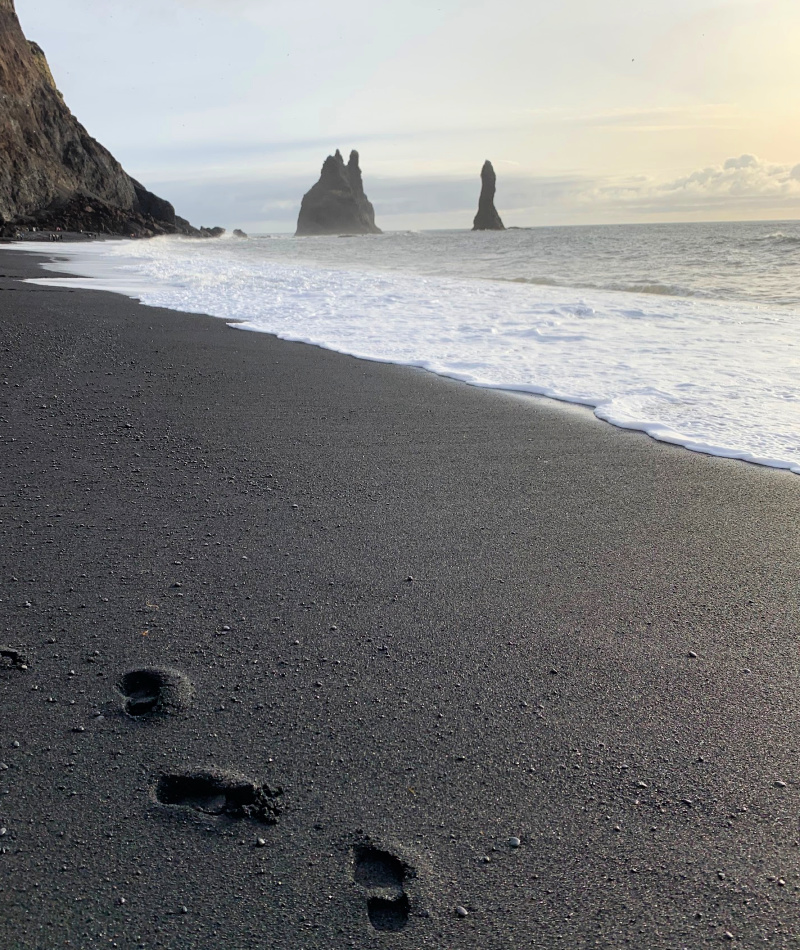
[10,223,800,477]
[1,247,799,948]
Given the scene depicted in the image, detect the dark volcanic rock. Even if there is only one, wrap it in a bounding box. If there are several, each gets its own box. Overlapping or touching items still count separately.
[0,0,201,237]
[131,180,175,226]
[20,194,170,238]
[472,160,505,231]
[296,149,381,236]
[233,228,248,239]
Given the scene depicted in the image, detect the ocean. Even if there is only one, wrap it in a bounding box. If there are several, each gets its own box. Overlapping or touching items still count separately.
[16,220,800,475]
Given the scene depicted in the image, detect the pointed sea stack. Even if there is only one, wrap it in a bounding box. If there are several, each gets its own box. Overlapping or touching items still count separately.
[295,149,381,236]
[472,160,505,231]
[0,0,204,236]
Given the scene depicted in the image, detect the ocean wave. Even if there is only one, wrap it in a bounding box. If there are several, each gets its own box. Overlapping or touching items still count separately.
[752,232,800,246]
[213,225,800,308]
[501,276,707,299]
[604,281,711,298]
[507,276,560,287]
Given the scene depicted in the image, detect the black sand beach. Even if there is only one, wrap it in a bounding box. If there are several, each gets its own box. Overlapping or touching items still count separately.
[1,248,799,948]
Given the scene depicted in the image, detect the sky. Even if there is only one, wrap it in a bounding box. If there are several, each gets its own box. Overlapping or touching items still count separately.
[15,0,800,232]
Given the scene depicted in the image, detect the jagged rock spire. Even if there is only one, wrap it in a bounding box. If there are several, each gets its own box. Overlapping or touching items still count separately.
[472,160,505,231]
[296,149,381,236]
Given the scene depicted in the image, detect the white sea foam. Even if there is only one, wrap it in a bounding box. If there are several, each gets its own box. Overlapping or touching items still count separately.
[13,230,800,475]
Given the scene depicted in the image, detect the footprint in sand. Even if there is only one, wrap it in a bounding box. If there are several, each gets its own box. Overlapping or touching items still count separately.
[117,667,193,717]
[0,647,28,671]
[155,768,283,824]
[353,843,413,932]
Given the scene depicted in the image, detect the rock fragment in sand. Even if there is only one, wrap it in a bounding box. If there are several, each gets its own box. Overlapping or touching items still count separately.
[296,149,381,236]
[472,160,505,231]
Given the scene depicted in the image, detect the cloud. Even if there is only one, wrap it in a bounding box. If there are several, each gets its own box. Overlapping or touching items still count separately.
[584,155,800,214]
[724,154,758,170]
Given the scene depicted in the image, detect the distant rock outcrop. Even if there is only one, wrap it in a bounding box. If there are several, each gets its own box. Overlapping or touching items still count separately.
[296,149,381,236]
[472,160,505,231]
[0,0,212,237]
[233,229,248,239]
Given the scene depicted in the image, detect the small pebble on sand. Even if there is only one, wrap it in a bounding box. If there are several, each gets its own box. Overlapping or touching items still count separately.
[455,905,468,918]
[508,837,521,848]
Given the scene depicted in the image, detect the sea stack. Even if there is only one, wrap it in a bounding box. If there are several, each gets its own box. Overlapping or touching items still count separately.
[472,160,505,231]
[0,0,205,236]
[295,149,381,236]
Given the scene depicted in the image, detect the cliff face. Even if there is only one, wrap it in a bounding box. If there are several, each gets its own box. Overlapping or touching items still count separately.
[0,0,199,236]
[472,160,505,231]
[296,149,381,236]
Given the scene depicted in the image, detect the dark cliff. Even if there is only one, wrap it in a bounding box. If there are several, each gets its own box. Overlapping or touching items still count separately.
[0,0,205,237]
[295,149,381,236]
[472,160,505,231]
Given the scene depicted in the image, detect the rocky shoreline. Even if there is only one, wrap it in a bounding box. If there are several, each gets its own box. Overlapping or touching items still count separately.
[0,195,226,241]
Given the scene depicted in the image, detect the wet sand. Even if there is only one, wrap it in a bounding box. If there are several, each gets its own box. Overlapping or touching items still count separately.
[1,248,799,948]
